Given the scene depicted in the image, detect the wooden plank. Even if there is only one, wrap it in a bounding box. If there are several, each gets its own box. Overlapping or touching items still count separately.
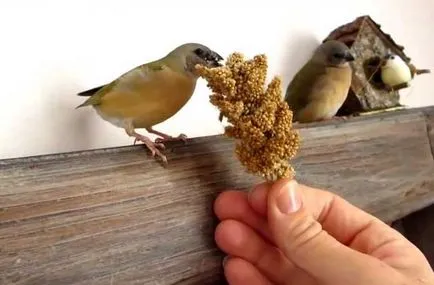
[0,105,434,285]
[426,107,434,158]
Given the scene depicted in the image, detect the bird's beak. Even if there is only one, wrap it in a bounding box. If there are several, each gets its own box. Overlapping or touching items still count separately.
[345,52,355,61]
[208,51,224,67]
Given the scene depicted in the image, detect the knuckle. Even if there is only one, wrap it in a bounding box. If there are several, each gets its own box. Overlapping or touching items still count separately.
[286,215,324,253]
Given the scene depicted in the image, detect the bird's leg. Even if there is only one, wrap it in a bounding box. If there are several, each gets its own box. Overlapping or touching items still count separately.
[125,128,167,164]
[146,127,188,144]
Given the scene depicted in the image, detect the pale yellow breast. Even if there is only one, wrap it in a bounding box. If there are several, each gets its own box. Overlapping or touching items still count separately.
[381,65,412,86]
[310,66,351,101]
[298,65,352,122]
[96,68,197,129]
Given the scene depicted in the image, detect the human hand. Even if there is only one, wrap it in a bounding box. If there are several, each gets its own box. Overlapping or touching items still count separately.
[214,179,434,285]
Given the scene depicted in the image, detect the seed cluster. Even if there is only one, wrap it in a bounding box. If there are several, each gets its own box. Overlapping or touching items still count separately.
[196,53,300,181]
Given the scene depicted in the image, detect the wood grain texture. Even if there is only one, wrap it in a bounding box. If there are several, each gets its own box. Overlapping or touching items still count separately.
[1,105,434,285]
[426,107,434,157]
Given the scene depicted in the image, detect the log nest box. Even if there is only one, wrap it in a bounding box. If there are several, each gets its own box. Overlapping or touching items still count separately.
[323,15,411,116]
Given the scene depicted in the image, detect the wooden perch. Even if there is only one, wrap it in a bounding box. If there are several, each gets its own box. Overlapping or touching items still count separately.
[1,106,434,285]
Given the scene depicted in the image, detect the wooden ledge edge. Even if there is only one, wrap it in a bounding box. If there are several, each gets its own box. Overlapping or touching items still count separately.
[1,105,433,166]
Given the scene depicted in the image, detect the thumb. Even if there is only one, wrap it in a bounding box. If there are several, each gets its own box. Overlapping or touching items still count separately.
[267,179,391,284]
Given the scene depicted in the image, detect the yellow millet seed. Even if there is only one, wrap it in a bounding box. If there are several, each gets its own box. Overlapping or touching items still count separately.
[196,52,301,181]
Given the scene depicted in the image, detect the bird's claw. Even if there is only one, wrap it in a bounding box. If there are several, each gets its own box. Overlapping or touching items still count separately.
[155,133,188,144]
[134,138,166,148]
[133,134,168,164]
[148,147,168,164]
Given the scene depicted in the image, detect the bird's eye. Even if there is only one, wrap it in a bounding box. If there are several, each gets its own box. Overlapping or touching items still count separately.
[194,48,204,57]
[391,56,395,60]
[333,53,344,58]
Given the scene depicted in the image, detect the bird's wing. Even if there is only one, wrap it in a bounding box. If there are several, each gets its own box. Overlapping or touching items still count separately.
[77,85,105,96]
[75,60,165,108]
[284,61,326,112]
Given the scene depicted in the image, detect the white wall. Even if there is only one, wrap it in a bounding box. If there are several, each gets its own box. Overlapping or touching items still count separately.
[1,0,433,159]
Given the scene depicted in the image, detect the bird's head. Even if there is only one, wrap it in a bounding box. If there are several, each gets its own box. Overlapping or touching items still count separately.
[381,52,405,68]
[384,52,396,60]
[168,43,224,76]
[313,40,355,67]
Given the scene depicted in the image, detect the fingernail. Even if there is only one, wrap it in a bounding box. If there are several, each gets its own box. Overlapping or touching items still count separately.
[276,180,301,213]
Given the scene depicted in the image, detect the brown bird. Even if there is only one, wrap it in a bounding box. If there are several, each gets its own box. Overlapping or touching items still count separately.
[284,40,354,123]
[76,43,223,164]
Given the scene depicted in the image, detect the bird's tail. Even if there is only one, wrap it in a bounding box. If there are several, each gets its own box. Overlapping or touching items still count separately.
[415,69,431,75]
[75,85,105,109]
[75,94,101,109]
[75,100,92,109]
[77,85,104,96]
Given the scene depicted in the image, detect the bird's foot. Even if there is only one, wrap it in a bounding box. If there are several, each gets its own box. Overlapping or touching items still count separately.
[133,134,167,164]
[146,127,188,144]
[155,133,188,144]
